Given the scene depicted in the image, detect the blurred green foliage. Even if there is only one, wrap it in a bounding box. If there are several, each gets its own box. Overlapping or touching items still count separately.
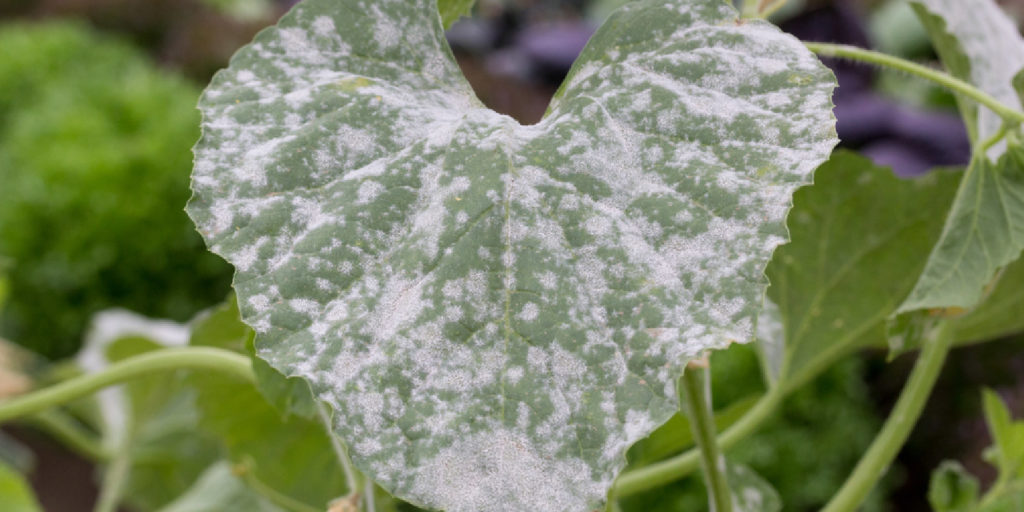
[621,344,887,511]
[0,22,232,359]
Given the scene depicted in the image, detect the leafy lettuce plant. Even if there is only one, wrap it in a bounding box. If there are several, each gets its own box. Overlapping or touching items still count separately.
[2,0,1024,511]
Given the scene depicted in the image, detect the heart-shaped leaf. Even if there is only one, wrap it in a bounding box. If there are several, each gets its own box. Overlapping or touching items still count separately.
[187,0,836,509]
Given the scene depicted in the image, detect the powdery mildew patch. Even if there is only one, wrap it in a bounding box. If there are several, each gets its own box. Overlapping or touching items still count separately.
[912,0,1024,159]
[188,0,837,510]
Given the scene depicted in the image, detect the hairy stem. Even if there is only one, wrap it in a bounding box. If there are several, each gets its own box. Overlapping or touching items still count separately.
[682,366,732,512]
[805,43,1024,126]
[611,384,784,498]
[821,321,954,512]
[0,348,254,423]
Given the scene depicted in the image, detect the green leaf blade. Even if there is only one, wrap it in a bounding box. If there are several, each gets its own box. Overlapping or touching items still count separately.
[898,146,1024,314]
[766,151,961,386]
[189,0,837,509]
[437,0,475,29]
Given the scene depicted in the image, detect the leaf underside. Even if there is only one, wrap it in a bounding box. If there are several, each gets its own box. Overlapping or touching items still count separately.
[187,0,836,510]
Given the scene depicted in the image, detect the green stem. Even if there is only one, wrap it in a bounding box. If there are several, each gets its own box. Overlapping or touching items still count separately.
[611,384,784,498]
[805,43,1024,126]
[682,366,732,512]
[821,321,954,512]
[239,461,320,512]
[316,402,360,495]
[93,423,134,512]
[0,348,254,423]
[23,409,110,460]
[978,123,1011,154]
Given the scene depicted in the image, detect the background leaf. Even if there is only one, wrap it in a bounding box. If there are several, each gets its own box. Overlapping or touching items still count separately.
[437,0,476,29]
[186,300,349,509]
[0,460,40,512]
[765,150,960,388]
[927,461,979,512]
[156,462,284,512]
[727,462,781,512]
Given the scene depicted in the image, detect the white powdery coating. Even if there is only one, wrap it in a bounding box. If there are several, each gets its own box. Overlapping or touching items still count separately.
[187,0,838,511]
[916,0,1024,158]
[409,427,606,512]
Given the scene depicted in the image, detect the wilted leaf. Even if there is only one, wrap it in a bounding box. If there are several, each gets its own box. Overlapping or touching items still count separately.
[187,0,837,509]
[911,0,1024,153]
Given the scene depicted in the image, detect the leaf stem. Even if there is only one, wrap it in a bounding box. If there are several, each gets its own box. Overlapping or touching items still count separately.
[22,409,111,460]
[820,321,954,512]
[237,460,321,512]
[611,383,784,497]
[93,422,134,512]
[0,348,254,424]
[316,402,360,495]
[681,366,732,512]
[804,42,1024,126]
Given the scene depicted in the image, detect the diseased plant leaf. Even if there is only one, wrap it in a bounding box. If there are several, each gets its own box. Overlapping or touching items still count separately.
[187,0,837,509]
[437,0,476,29]
[765,151,960,387]
[911,0,1024,153]
[897,0,1024,319]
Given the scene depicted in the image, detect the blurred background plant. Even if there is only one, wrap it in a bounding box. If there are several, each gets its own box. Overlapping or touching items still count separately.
[0,22,234,359]
[0,0,1021,510]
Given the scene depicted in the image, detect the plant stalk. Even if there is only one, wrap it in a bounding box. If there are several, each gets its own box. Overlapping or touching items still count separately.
[0,347,254,423]
[821,321,954,512]
[611,383,784,497]
[93,422,135,512]
[805,43,1024,126]
[23,409,111,460]
[681,366,732,512]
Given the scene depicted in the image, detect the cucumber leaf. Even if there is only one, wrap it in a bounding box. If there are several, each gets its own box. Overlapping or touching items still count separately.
[437,0,476,29]
[928,461,979,512]
[897,0,1024,320]
[157,462,284,512]
[911,0,1024,153]
[187,0,837,509]
[766,151,960,387]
